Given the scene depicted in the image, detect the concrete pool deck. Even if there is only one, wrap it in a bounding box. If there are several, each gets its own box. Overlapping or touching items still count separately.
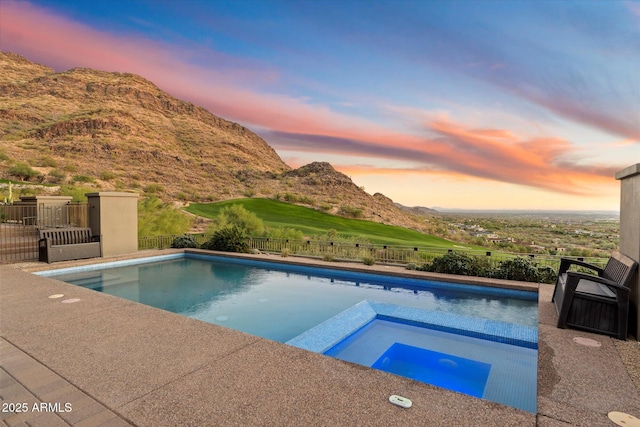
[1,250,639,426]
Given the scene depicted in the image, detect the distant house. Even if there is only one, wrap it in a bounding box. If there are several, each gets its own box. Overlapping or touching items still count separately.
[471,231,499,239]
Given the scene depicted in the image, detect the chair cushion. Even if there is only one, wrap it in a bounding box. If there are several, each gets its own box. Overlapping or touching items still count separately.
[576,279,616,298]
[559,273,616,298]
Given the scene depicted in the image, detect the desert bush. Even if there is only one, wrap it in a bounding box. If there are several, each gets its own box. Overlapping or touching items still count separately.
[59,185,94,202]
[100,171,117,181]
[205,204,264,236]
[362,255,376,266]
[284,193,299,203]
[8,162,40,181]
[138,196,193,237]
[338,205,363,219]
[47,169,66,183]
[298,195,316,205]
[201,226,251,253]
[171,234,198,248]
[72,175,95,183]
[38,156,57,167]
[265,227,304,241]
[144,183,164,194]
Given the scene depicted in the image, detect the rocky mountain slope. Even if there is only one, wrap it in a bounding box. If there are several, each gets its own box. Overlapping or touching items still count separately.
[0,52,434,232]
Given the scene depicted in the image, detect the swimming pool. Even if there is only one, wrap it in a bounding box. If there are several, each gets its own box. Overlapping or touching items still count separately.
[39,253,537,339]
[39,252,538,411]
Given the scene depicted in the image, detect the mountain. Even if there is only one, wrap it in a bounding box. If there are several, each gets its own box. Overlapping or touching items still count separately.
[394,203,439,216]
[0,52,434,232]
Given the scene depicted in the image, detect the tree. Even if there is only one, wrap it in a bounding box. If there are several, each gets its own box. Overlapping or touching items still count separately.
[8,162,40,181]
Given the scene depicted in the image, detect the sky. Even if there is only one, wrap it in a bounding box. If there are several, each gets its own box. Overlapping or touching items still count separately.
[1,0,638,211]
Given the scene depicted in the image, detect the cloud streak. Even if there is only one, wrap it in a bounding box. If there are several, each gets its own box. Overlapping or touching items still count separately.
[266,116,618,195]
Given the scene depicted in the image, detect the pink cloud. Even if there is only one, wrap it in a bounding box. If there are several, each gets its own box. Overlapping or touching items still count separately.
[268,117,619,195]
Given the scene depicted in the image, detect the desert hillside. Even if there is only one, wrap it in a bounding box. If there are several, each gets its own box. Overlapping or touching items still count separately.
[0,52,434,232]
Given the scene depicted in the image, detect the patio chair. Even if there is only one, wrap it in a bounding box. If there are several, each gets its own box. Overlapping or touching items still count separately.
[552,252,638,340]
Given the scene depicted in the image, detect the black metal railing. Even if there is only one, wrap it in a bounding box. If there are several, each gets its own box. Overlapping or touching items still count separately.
[138,234,608,271]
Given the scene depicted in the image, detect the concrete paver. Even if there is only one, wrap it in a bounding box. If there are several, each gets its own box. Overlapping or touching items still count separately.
[0,339,131,427]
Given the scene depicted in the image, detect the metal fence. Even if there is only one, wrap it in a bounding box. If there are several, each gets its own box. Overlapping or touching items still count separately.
[0,203,90,262]
[138,234,608,271]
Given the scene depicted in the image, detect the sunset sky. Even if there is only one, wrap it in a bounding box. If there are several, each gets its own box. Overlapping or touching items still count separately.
[1,0,638,210]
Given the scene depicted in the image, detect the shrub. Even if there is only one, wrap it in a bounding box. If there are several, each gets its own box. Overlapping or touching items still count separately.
[100,171,117,181]
[299,195,316,205]
[362,255,376,266]
[338,205,363,218]
[72,175,95,183]
[265,227,304,241]
[47,169,66,183]
[38,156,57,167]
[171,234,198,248]
[322,253,335,262]
[205,204,264,236]
[201,226,251,253]
[138,196,193,237]
[538,266,558,284]
[424,252,486,276]
[284,193,299,203]
[8,162,40,181]
[144,183,164,194]
[281,248,291,257]
[494,257,541,282]
[59,185,93,202]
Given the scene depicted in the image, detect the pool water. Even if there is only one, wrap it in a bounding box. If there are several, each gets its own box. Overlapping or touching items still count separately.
[323,318,536,412]
[42,253,538,412]
[43,254,537,343]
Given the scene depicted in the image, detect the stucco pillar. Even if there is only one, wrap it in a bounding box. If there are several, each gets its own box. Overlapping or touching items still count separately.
[86,192,139,257]
[615,164,640,340]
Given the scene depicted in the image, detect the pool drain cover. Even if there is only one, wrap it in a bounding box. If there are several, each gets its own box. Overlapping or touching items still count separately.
[573,337,601,347]
[608,412,640,427]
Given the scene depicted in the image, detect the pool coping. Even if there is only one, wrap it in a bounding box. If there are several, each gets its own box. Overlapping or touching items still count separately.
[3,249,640,426]
[26,248,540,294]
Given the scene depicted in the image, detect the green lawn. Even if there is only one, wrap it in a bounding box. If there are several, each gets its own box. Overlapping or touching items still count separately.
[186,198,485,250]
